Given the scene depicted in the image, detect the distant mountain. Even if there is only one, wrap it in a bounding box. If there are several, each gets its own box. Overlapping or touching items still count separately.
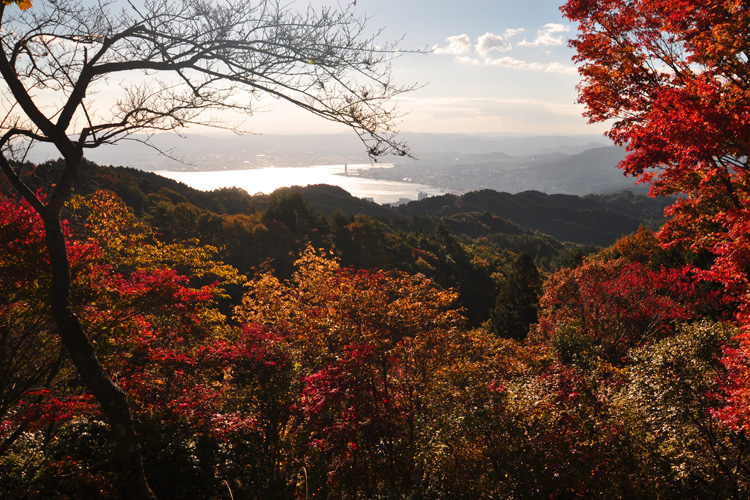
[357,145,636,196]
[537,141,611,156]
[525,146,632,194]
[14,159,669,248]
[23,132,612,173]
[393,133,610,157]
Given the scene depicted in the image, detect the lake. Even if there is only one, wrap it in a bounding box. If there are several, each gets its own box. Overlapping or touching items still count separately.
[157,163,445,204]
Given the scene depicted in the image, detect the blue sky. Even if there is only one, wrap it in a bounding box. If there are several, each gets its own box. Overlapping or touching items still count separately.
[4,0,604,140]
[251,0,608,137]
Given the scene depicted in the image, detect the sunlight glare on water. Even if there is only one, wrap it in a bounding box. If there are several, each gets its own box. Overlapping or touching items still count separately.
[157,164,444,204]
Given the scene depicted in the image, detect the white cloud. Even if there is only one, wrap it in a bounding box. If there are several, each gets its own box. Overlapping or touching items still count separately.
[484,56,543,71]
[484,56,577,75]
[518,23,570,48]
[433,34,471,55]
[455,55,481,65]
[475,32,508,57]
[433,27,576,74]
[503,28,525,39]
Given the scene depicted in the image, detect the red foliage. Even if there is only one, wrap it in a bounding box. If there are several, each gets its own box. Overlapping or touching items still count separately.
[0,196,47,273]
[14,391,98,428]
[299,342,409,490]
[563,0,750,427]
[0,196,268,447]
[535,259,730,362]
[300,343,406,449]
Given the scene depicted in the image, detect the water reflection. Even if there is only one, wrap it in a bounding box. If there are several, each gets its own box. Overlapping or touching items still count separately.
[157,164,444,204]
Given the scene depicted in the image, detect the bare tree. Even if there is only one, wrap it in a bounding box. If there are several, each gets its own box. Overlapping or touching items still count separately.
[0,0,414,497]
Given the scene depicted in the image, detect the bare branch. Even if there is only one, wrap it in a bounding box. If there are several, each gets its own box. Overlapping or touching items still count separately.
[1,0,419,161]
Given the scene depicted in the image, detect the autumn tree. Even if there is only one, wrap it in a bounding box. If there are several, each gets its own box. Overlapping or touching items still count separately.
[562,0,750,431]
[235,247,477,497]
[619,321,750,498]
[532,257,729,364]
[0,191,256,497]
[562,0,750,256]
[0,196,74,471]
[0,0,413,496]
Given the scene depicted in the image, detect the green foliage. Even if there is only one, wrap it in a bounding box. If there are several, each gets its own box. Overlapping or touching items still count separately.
[397,189,667,246]
[488,252,543,340]
[617,321,749,498]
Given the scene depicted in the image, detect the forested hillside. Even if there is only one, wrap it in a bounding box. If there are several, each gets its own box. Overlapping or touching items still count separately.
[3,154,748,499]
[4,0,750,499]
[2,158,668,324]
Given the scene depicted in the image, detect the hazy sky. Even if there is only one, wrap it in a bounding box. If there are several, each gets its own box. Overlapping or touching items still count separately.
[248,0,607,137]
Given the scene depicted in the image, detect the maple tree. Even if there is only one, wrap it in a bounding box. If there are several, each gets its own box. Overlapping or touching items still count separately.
[563,0,750,431]
[0,191,309,498]
[0,196,79,465]
[533,257,729,364]
[0,0,30,11]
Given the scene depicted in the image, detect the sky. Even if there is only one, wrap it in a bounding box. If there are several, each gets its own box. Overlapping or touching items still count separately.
[246,0,609,137]
[3,0,608,147]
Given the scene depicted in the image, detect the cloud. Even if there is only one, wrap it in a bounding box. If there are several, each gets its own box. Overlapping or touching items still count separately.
[455,55,481,65]
[503,28,525,39]
[484,56,577,74]
[394,96,600,135]
[518,23,570,48]
[433,27,576,74]
[433,34,472,55]
[475,32,508,57]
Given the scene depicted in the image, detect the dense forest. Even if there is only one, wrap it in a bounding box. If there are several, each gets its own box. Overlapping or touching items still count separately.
[0,158,745,499]
[4,0,750,499]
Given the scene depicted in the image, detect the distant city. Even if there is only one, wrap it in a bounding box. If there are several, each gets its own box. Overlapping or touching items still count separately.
[25,132,641,198]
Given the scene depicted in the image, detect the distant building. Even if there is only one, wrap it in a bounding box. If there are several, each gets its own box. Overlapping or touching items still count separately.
[418,191,431,200]
[384,197,413,207]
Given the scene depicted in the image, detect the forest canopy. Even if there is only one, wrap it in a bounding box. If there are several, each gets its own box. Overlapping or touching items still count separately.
[3,0,750,499]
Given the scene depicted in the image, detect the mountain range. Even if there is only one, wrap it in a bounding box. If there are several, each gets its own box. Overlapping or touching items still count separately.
[22,132,647,197]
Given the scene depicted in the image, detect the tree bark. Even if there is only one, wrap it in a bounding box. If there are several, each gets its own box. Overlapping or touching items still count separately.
[41,208,155,500]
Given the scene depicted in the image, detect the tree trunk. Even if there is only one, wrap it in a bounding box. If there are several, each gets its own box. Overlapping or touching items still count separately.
[42,210,155,500]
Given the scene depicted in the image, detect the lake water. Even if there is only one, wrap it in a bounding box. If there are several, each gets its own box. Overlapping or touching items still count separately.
[157,164,445,204]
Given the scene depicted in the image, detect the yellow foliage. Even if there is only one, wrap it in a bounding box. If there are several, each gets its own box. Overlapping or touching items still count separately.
[68,190,242,290]
[2,0,32,10]
[235,245,466,369]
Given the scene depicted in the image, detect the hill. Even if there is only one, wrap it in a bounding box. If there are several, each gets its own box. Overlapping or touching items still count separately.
[3,158,667,249]
[394,189,669,246]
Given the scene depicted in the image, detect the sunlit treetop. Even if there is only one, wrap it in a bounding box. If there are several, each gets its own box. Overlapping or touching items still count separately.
[1,0,31,10]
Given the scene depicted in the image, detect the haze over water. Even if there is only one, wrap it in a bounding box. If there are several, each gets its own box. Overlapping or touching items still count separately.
[158,164,445,204]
